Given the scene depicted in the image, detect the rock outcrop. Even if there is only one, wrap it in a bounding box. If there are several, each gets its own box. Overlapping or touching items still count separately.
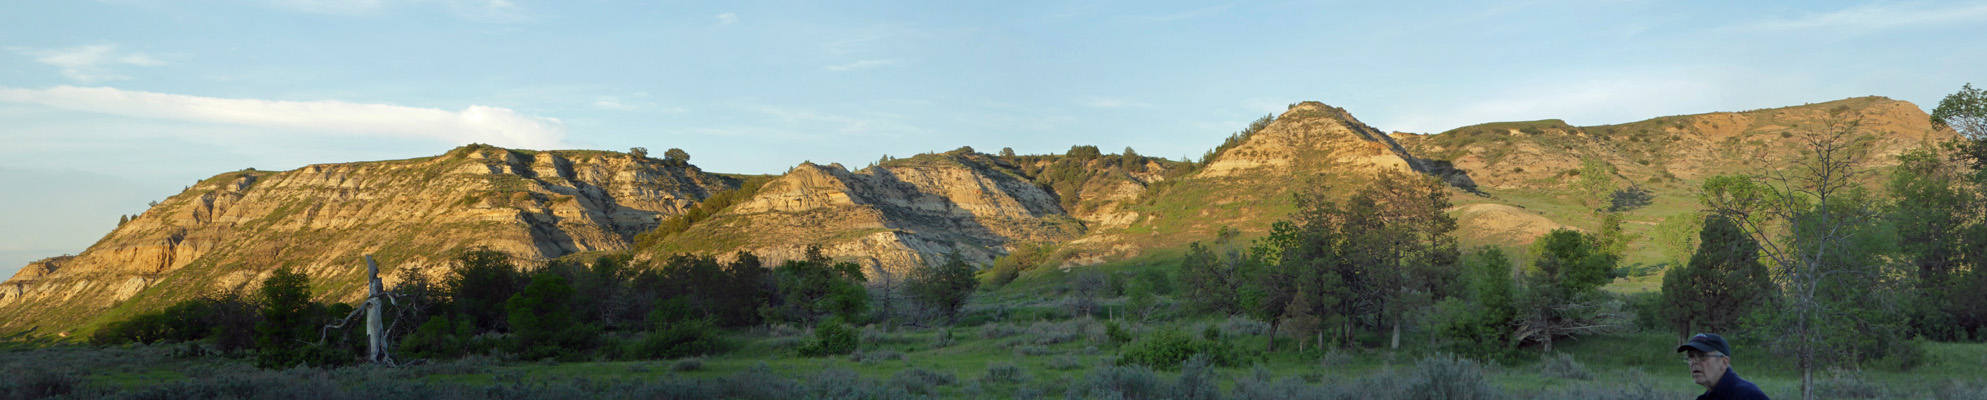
[0,145,733,333]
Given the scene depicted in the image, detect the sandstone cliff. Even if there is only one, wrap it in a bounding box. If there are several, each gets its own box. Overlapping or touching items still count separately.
[0,145,734,333]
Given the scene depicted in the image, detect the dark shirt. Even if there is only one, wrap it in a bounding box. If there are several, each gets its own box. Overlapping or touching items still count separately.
[1696,368,1770,400]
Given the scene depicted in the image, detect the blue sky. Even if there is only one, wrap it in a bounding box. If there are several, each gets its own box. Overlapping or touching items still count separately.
[3,0,1984,278]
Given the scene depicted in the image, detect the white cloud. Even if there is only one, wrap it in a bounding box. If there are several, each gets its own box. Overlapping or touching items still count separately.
[1736,2,1987,31]
[717,12,738,25]
[10,45,165,83]
[823,59,899,72]
[0,85,567,149]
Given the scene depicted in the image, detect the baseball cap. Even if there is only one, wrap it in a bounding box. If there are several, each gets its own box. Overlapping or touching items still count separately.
[1675,333,1732,356]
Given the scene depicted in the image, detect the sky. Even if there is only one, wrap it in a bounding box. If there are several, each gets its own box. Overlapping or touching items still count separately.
[2,0,1984,278]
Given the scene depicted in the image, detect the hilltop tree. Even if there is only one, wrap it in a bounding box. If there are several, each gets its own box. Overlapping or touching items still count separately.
[1661,215,1774,338]
[1121,146,1145,172]
[1000,147,1016,158]
[629,147,648,159]
[1067,145,1102,160]
[664,148,691,165]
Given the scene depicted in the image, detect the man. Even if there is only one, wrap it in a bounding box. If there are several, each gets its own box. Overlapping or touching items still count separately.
[1677,333,1770,400]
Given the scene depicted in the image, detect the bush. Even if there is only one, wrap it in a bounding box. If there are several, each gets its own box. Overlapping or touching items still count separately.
[890,368,957,396]
[1816,368,1887,399]
[0,368,81,399]
[671,357,705,372]
[400,314,473,359]
[797,317,859,357]
[1104,320,1135,344]
[1402,353,1499,400]
[632,317,730,359]
[1218,316,1269,337]
[980,362,1030,385]
[1538,353,1593,380]
[1070,364,1169,400]
[1116,328,1242,370]
[1049,355,1084,370]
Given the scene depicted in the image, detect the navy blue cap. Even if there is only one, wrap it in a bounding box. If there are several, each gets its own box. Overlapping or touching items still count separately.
[1676,333,1732,356]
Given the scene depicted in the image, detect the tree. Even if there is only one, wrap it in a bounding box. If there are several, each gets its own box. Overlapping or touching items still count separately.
[1180,229,1247,315]
[1513,229,1622,352]
[907,252,981,323]
[1067,145,1102,160]
[1660,215,1774,338]
[443,247,526,332]
[664,148,691,165]
[1699,114,1910,400]
[1121,147,1146,172]
[1887,147,1987,341]
[629,147,649,159]
[1931,83,1987,169]
[766,245,868,324]
[506,272,596,359]
[256,268,318,369]
[1000,147,1016,158]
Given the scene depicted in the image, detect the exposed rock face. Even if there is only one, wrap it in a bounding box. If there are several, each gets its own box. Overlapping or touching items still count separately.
[1199,102,1427,178]
[1398,97,1955,190]
[0,145,733,333]
[651,156,1086,280]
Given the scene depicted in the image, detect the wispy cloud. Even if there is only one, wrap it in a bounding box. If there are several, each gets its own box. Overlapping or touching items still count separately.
[9,45,165,83]
[1734,2,1987,31]
[717,12,738,25]
[823,59,899,72]
[0,86,567,149]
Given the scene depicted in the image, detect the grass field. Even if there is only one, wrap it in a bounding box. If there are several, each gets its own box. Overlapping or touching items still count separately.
[10,273,1986,399]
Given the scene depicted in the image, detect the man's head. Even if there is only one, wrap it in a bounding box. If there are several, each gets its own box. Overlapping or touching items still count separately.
[1677,333,1733,388]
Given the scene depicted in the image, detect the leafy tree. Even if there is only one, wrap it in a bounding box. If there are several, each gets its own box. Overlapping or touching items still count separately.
[1066,145,1103,160]
[1439,246,1517,354]
[1179,230,1247,315]
[1000,147,1016,158]
[766,246,868,324]
[631,297,731,359]
[1651,211,1707,269]
[629,147,648,159]
[1931,83,1987,169]
[907,252,981,323]
[664,148,691,164]
[1660,215,1774,338]
[797,316,859,357]
[506,272,597,360]
[1121,147,1146,172]
[255,268,322,369]
[1513,229,1621,352]
[1887,147,1987,341]
[443,247,527,332]
[1698,114,1911,400]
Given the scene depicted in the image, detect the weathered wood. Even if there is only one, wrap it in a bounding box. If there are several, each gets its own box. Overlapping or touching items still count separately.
[365,255,384,363]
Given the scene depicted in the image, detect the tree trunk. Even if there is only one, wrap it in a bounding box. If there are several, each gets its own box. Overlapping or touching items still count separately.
[1390,320,1401,349]
[1266,320,1280,352]
[364,255,384,363]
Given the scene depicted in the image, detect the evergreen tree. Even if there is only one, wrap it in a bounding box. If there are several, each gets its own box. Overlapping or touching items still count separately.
[255,268,317,369]
[1660,215,1774,338]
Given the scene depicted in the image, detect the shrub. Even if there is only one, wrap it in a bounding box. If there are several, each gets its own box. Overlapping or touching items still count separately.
[1025,319,1083,345]
[980,362,1030,384]
[1104,320,1135,344]
[1218,316,1269,337]
[1538,353,1593,380]
[1069,364,1169,400]
[979,322,1022,340]
[632,317,730,359]
[1816,368,1886,399]
[890,367,957,396]
[671,357,705,372]
[1173,355,1221,400]
[1403,353,1499,400]
[1116,328,1241,370]
[1049,355,1084,370]
[797,317,858,357]
[0,368,81,399]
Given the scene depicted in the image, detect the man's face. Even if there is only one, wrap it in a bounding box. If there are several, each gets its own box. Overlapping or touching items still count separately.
[1686,350,1729,388]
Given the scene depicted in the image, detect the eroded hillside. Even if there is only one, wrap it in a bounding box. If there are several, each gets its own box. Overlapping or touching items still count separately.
[0,145,734,333]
